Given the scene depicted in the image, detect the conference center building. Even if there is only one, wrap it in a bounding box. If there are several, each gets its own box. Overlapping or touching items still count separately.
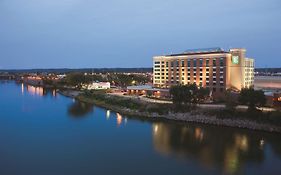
[153,48,254,97]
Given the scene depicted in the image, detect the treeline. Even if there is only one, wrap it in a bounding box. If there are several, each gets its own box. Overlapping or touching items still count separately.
[255,68,281,73]
[55,72,150,88]
[1,68,153,74]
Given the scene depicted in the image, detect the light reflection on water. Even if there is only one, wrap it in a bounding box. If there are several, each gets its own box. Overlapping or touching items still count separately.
[151,122,281,175]
[21,83,57,97]
[1,81,281,175]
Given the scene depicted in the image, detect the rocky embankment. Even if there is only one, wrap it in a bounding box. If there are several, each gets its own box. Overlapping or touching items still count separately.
[58,90,81,98]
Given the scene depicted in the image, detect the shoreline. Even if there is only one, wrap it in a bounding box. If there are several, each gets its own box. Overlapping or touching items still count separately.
[69,92,281,134]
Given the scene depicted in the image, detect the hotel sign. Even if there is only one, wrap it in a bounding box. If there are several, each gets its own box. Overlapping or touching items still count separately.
[232,56,239,64]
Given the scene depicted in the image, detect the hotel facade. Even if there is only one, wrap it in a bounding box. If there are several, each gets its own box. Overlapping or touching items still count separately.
[153,48,254,96]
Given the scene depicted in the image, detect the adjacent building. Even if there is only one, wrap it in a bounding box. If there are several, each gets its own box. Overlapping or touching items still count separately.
[84,82,111,90]
[153,48,254,97]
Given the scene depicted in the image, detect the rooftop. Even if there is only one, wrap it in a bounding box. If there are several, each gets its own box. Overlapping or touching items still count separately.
[165,47,228,57]
[184,47,224,54]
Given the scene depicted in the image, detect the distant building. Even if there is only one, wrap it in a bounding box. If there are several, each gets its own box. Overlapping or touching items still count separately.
[153,48,254,97]
[85,82,110,90]
[255,76,281,91]
[23,76,44,86]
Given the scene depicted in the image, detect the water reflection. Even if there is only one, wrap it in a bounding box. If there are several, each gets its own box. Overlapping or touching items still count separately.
[152,123,281,175]
[106,110,111,120]
[68,101,94,117]
[117,113,122,126]
[21,83,57,97]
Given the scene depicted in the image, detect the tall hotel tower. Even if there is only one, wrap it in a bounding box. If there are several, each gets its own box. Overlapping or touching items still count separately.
[153,48,254,96]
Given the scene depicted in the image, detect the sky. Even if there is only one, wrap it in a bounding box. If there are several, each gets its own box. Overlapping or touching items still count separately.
[0,0,281,69]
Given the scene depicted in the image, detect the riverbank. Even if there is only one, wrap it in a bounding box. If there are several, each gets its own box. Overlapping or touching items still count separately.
[61,90,281,133]
[58,90,81,98]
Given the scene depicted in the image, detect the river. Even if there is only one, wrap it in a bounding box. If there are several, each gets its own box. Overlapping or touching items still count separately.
[0,81,281,175]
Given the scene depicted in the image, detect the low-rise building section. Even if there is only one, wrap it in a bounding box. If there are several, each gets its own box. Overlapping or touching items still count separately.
[84,82,111,90]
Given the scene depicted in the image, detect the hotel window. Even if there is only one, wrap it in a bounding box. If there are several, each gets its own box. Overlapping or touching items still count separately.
[154,69,160,71]
[199,59,203,67]
[162,73,164,75]
[161,69,164,71]
[213,59,216,67]
[206,59,209,67]
[182,77,184,80]
[200,73,203,76]
[176,60,179,67]
[181,60,185,67]
[206,73,209,76]
[188,73,190,76]
[200,78,203,81]
[206,78,209,81]
[154,61,160,64]
[171,62,174,67]
[193,59,197,67]
[220,58,224,66]
[188,77,190,80]
[166,62,169,67]
[188,60,191,67]
[206,68,209,72]
[161,61,164,64]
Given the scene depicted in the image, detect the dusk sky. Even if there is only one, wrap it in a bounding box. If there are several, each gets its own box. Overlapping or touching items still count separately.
[1,0,280,69]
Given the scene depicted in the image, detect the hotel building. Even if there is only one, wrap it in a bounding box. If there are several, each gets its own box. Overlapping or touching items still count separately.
[153,48,254,96]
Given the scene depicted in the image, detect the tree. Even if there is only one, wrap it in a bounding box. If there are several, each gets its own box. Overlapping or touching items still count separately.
[239,88,266,111]
[169,84,210,107]
[194,86,210,103]
[65,73,88,88]
[224,89,238,111]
